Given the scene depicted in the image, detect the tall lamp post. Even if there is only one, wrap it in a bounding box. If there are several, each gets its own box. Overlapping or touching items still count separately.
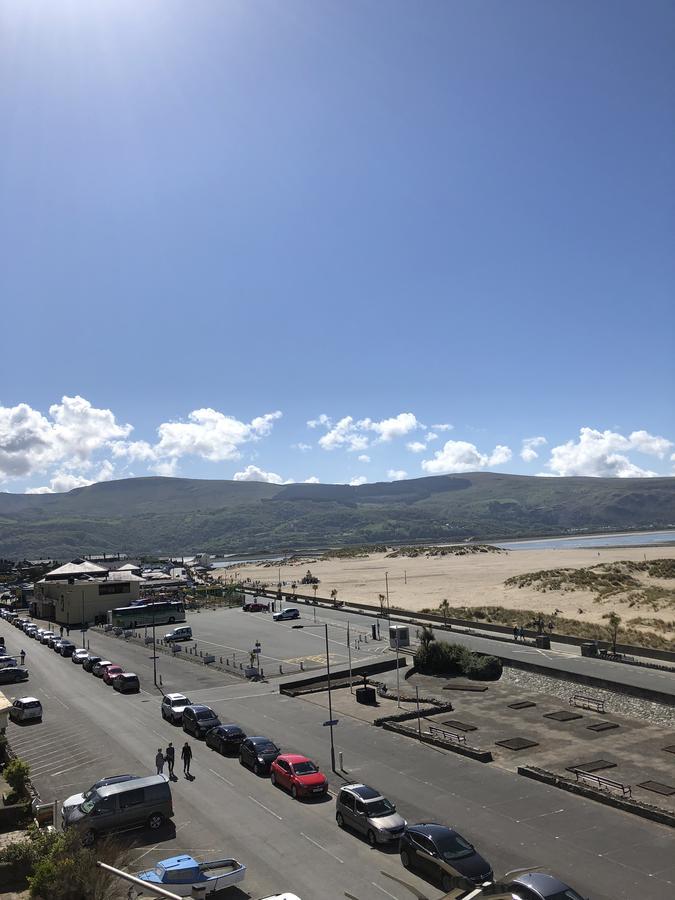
[293,622,336,772]
[152,601,158,688]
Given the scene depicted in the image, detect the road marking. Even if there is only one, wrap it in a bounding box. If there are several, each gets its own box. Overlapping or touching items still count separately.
[51,755,112,777]
[372,883,399,899]
[300,832,343,863]
[208,768,233,786]
[53,695,70,709]
[248,795,283,820]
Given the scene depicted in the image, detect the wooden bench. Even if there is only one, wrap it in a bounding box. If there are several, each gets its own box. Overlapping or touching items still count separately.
[570,693,605,713]
[428,725,466,744]
[574,770,631,797]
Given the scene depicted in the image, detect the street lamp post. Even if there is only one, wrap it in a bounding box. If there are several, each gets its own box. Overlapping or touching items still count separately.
[347,621,353,694]
[293,622,336,772]
[152,601,158,688]
[385,571,391,629]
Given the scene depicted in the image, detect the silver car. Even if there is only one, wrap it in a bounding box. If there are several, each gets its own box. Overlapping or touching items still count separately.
[62,774,139,817]
[335,783,406,845]
[161,692,192,724]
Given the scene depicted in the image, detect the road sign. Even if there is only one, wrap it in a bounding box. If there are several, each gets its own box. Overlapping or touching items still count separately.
[322,719,339,727]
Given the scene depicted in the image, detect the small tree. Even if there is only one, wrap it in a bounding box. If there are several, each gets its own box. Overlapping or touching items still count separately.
[4,757,30,800]
[312,583,318,603]
[330,588,338,607]
[439,598,450,627]
[419,624,435,649]
[606,611,621,655]
[378,593,386,614]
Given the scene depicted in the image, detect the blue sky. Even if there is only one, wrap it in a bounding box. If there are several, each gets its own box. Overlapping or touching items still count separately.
[1,0,673,493]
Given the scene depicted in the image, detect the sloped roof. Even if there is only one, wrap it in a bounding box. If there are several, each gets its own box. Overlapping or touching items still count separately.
[45,559,109,578]
[117,563,142,571]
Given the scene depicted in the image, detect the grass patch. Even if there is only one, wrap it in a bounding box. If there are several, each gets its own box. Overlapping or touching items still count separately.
[385,544,505,558]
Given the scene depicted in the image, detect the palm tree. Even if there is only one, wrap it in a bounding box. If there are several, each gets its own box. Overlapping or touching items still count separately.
[378,593,386,614]
[606,611,621,655]
[419,624,435,649]
[330,588,338,607]
[312,583,318,604]
[439,598,450,627]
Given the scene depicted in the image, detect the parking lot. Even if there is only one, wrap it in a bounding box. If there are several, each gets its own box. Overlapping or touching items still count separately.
[2,614,675,899]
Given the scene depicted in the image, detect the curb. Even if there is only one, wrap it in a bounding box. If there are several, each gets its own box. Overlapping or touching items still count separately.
[380,720,493,762]
[517,765,675,828]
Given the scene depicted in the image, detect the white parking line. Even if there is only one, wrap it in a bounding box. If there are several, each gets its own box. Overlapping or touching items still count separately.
[31,750,94,775]
[51,755,112,777]
[248,795,283,820]
[372,883,399,899]
[300,832,343,863]
[208,768,233,786]
[53,696,70,709]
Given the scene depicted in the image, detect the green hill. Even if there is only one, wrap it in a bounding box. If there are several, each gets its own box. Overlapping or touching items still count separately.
[1,472,674,558]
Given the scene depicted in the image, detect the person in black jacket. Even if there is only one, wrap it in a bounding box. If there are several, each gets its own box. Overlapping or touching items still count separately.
[181,741,192,776]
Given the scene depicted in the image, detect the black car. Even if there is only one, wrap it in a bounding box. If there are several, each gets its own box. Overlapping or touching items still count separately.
[182,705,221,738]
[59,641,77,658]
[205,724,246,755]
[511,872,587,900]
[0,667,29,684]
[82,655,102,672]
[239,736,281,774]
[399,823,493,892]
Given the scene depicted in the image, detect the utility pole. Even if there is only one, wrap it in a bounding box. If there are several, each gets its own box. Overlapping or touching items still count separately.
[385,571,391,629]
[347,620,353,694]
[152,601,157,688]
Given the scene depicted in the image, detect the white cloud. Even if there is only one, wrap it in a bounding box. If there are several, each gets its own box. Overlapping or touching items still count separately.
[421,440,513,474]
[307,414,331,429]
[349,476,367,486]
[293,443,312,452]
[358,454,371,463]
[25,458,116,494]
[521,436,547,463]
[546,427,672,478]
[151,459,179,477]
[360,412,420,443]
[406,441,426,453]
[316,412,420,452]
[431,423,452,432]
[153,409,281,463]
[0,396,131,480]
[303,476,320,483]
[387,469,408,481]
[318,417,370,452]
[425,432,438,442]
[232,464,292,484]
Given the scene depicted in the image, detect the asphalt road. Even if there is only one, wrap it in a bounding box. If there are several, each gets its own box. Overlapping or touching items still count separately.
[2,618,674,900]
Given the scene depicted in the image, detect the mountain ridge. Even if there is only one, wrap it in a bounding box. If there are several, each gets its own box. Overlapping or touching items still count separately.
[1,472,674,558]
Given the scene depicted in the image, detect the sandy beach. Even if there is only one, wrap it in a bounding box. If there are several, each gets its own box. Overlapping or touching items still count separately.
[216,545,675,639]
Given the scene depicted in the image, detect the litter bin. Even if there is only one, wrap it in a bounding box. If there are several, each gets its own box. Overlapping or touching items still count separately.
[581,641,599,657]
[356,685,377,705]
[535,635,551,649]
[371,623,378,640]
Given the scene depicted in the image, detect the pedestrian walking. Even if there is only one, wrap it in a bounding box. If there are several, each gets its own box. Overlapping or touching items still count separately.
[155,748,165,775]
[513,625,518,642]
[59,625,64,638]
[165,742,175,777]
[518,626,525,641]
[66,626,70,637]
[20,649,26,665]
[181,741,193,777]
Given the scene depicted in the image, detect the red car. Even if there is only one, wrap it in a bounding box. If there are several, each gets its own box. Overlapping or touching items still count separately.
[270,753,328,799]
[243,600,269,612]
[102,664,124,685]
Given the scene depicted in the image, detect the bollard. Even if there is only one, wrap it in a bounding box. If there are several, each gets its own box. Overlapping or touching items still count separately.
[159,674,163,686]
[339,751,345,771]
[220,656,223,664]
[300,661,304,671]
[199,650,203,657]
[226,658,229,666]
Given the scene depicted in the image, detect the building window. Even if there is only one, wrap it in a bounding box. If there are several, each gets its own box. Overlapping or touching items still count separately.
[98,582,128,596]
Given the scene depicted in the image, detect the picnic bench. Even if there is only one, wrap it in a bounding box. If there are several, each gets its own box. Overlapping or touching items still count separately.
[570,693,605,713]
[428,725,466,744]
[574,770,631,797]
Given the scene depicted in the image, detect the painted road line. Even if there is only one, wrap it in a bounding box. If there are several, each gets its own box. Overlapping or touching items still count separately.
[208,768,234,786]
[372,882,400,899]
[299,832,344,864]
[248,795,283,820]
[53,695,70,709]
[50,754,113,778]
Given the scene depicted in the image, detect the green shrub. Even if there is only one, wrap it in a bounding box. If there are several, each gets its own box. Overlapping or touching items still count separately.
[4,757,31,799]
[414,640,501,680]
[465,654,502,680]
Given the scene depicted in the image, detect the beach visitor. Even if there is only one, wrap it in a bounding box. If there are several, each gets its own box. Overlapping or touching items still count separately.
[155,748,165,775]
[182,741,193,776]
[165,742,175,777]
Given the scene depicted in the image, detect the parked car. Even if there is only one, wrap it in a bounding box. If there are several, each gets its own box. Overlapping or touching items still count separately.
[113,673,140,693]
[335,783,406,845]
[0,667,29,684]
[40,631,55,645]
[399,823,493,891]
[511,872,588,900]
[62,774,173,846]
[92,659,113,677]
[0,657,18,670]
[242,600,268,612]
[9,697,43,723]
[205,724,246,755]
[26,626,40,639]
[102,664,124,685]
[59,640,77,657]
[182,705,221,739]
[161,693,192,724]
[72,649,89,664]
[62,774,140,816]
[270,754,328,799]
[83,655,102,672]
[239,736,281,775]
[52,640,64,653]
[272,608,300,622]
[164,626,192,642]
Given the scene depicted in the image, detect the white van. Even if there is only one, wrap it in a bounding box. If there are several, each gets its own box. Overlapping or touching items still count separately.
[164,626,192,642]
[9,697,43,722]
